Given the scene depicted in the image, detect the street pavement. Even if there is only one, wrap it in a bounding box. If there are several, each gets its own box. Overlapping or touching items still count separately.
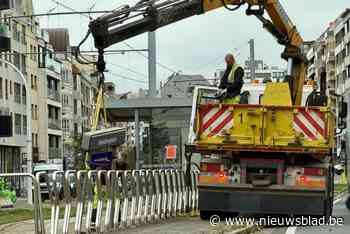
[115,216,242,234]
[261,194,350,234]
[1,194,349,234]
[0,215,242,234]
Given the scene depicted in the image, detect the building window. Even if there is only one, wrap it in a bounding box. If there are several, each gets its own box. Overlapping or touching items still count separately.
[73,75,77,90]
[33,46,37,62]
[49,135,54,148]
[23,115,27,135]
[34,76,37,89]
[48,106,52,119]
[30,74,37,89]
[12,21,19,41]
[21,54,26,74]
[74,99,77,115]
[14,82,21,103]
[21,24,26,44]
[74,123,78,136]
[13,51,20,69]
[30,45,33,60]
[0,77,2,99]
[34,105,38,120]
[5,79,7,99]
[14,113,21,135]
[22,85,26,104]
[38,46,45,68]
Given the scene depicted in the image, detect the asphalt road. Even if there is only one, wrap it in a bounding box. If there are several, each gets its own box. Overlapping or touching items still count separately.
[261,194,350,234]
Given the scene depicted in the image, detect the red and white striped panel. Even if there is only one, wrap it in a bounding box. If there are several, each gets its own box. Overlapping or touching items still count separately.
[293,110,326,141]
[201,106,233,137]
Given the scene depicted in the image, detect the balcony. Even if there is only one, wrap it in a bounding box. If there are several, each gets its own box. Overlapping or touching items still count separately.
[47,89,60,102]
[62,104,72,113]
[48,118,61,130]
[49,147,62,159]
[14,94,21,104]
[62,79,72,87]
[327,52,335,63]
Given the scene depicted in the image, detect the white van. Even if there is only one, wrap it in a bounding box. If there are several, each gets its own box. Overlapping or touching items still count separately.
[33,164,63,200]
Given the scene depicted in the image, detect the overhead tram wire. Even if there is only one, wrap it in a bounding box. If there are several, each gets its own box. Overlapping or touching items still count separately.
[0,49,148,57]
[191,41,249,73]
[122,42,177,73]
[108,61,148,78]
[0,10,116,20]
[108,71,147,84]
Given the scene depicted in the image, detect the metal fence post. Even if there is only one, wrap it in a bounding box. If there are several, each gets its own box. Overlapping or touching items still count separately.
[75,170,88,234]
[62,170,75,234]
[0,173,45,234]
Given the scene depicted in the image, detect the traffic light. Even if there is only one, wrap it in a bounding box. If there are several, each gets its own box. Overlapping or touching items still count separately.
[0,115,12,137]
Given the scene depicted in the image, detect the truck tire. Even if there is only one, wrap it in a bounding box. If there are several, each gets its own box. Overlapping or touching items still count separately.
[200,210,212,220]
[346,196,350,211]
[324,166,334,220]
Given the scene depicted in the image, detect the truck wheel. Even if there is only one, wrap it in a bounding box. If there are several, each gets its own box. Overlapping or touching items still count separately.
[200,210,212,220]
[346,196,350,211]
[324,198,333,220]
[324,166,334,220]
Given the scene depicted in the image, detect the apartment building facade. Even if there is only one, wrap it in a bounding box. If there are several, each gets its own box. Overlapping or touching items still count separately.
[306,22,337,111]
[0,1,42,193]
[37,30,63,163]
[305,9,350,151]
[334,9,350,105]
[0,1,99,179]
[44,28,98,168]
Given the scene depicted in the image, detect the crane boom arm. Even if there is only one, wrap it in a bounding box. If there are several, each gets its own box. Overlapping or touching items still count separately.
[89,0,307,105]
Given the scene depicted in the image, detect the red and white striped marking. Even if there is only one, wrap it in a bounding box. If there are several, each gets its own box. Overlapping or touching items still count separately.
[201,107,233,137]
[293,110,325,141]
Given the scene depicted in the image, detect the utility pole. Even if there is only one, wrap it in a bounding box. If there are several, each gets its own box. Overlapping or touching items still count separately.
[148,31,157,98]
[249,39,256,80]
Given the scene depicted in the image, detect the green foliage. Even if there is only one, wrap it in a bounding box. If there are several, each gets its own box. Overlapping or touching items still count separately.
[0,179,16,203]
[72,135,85,170]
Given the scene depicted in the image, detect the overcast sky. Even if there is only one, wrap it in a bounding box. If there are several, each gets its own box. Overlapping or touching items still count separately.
[33,0,349,93]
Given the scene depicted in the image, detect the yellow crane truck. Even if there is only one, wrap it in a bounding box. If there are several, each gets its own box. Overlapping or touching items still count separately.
[187,83,336,219]
[85,0,341,218]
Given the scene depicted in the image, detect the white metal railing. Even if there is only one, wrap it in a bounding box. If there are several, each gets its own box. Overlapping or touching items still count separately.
[0,169,199,234]
[48,119,61,130]
[0,173,45,234]
[47,89,61,102]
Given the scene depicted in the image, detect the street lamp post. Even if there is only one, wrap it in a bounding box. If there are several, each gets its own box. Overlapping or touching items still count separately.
[0,59,32,205]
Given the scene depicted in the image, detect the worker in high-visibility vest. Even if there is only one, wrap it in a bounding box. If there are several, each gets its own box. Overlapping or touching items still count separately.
[218,53,244,104]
